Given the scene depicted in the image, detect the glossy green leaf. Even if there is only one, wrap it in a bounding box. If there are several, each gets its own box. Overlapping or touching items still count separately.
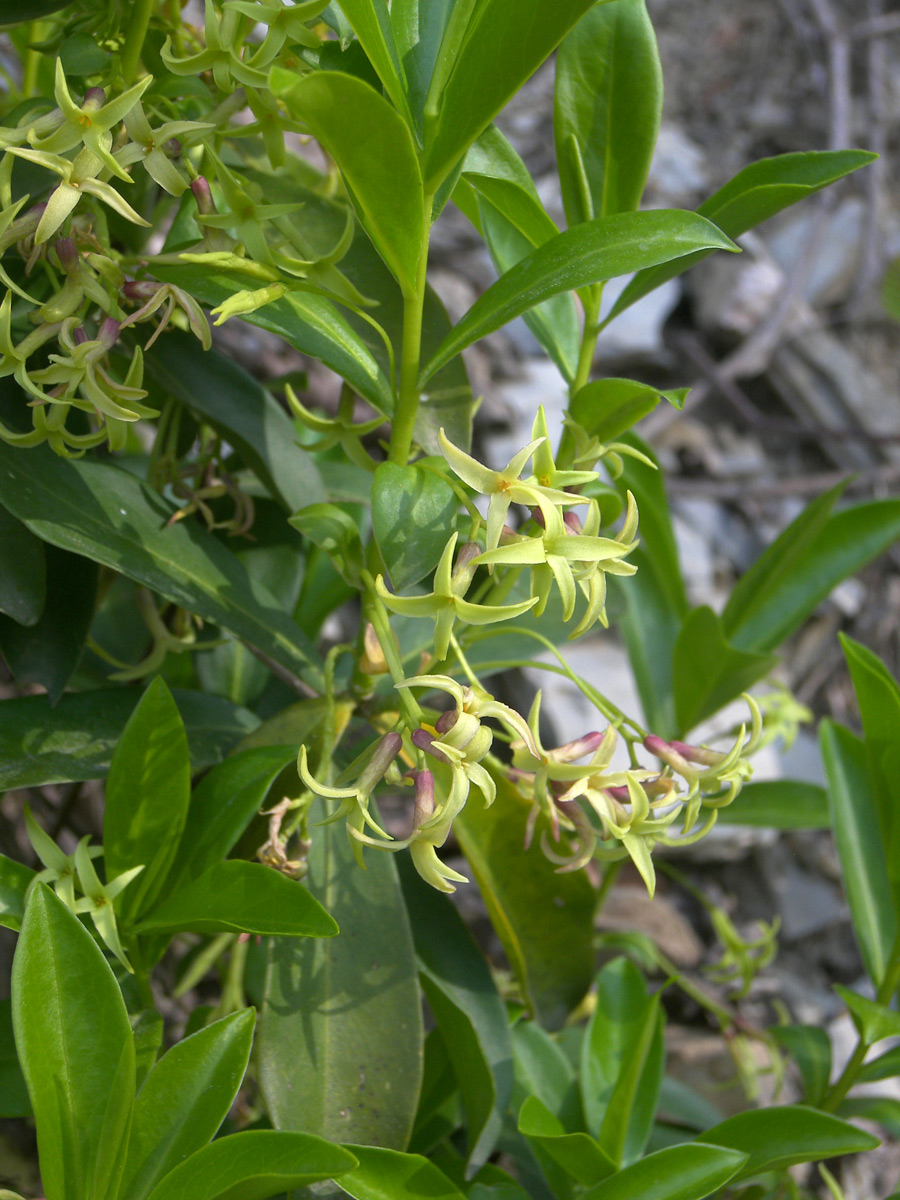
[11,885,135,1200]
[390,0,454,137]
[858,1043,900,1084]
[0,854,35,933]
[579,1143,747,1200]
[338,0,412,123]
[0,506,45,626]
[656,1078,722,1133]
[699,1105,879,1182]
[422,0,601,191]
[834,985,900,1044]
[133,860,338,938]
[421,210,737,382]
[770,1025,832,1105]
[120,1010,255,1200]
[338,1145,465,1200]
[0,687,259,790]
[0,998,30,1118]
[454,772,596,1029]
[132,1009,163,1093]
[0,544,97,704]
[673,607,777,735]
[143,1130,357,1200]
[104,677,191,923]
[144,333,323,514]
[837,1096,900,1138]
[0,443,324,689]
[571,379,688,444]
[511,1019,579,1126]
[372,462,457,590]
[258,799,422,1148]
[715,780,829,829]
[582,958,664,1166]
[518,1096,615,1185]
[606,149,878,322]
[821,719,897,985]
[399,856,513,1176]
[290,503,364,586]
[273,69,424,294]
[555,0,661,224]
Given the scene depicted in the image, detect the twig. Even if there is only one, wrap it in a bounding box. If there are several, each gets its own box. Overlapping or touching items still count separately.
[241,643,318,698]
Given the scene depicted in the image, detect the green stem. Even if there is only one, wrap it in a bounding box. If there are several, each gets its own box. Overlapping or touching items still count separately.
[558,285,604,469]
[595,858,623,915]
[121,0,155,84]
[361,569,421,728]
[389,198,433,466]
[22,23,44,97]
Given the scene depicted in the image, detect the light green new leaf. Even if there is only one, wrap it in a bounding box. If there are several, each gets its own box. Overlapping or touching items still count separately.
[0,854,35,932]
[372,462,458,590]
[273,69,425,295]
[579,1143,747,1200]
[421,210,737,383]
[338,1145,465,1200]
[11,885,135,1200]
[338,0,412,124]
[555,0,662,224]
[0,506,45,626]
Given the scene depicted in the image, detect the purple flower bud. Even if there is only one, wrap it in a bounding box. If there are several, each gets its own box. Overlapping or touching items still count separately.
[97,317,121,350]
[163,138,182,158]
[83,87,107,108]
[451,540,481,596]
[669,740,723,767]
[72,327,88,345]
[412,728,450,764]
[603,784,630,801]
[643,735,670,756]
[564,510,582,533]
[54,237,78,273]
[190,176,217,215]
[413,770,435,828]
[357,732,403,793]
[123,279,161,301]
[435,709,458,735]
[532,507,545,528]
[556,731,604,760]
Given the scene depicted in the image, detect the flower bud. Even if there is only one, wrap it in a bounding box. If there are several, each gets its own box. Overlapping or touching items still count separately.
[54,237,78,274]
[412,770,435,829]
[83,87,107,109]
[411,728,450,764]
[97,317,121,350]
[435,708,458,735]
[564,510,582,533]
[190,176,217,215]
[123,279,160,302]
[451,540,481,597]
[669,740,725,767]
[357,732,403,794]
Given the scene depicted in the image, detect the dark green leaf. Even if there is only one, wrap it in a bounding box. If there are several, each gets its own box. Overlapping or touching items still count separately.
[144,333,323,514]
[0,687,259,790]
[607,150,878,322]
[0,544,97,703]
[511,1019,579,1126]
[120,1010,255,1200]
[104,677,191,922]
[372,462,457,590]
[715,780,829,829]
[0,443,324,689]
[132,1009,163,1093]
[11,885,135,1200]
[518,1097,615,1185]
[421,210,737,382]
[290,503,364,586]
[579,1143,747,1200]
[0,854,34,933]
[821,718,897,985]
[399,856,513,1176]
[837,1096,900,1139]
[454,772,596,1029]
[143,1130,357,1200]
[571,379,687,444]
[698,1106,879,1182]
[338,0,412,123]
[0,506,45,626]
[858,1044,900,1084]
[0,998,30,1118]
[834,985,900,1044]
[673,607,776,734]
[134,860,338,938]
[770,1025,832,1105]
[1,0,74,20]
[391,0,454,138]
[554,0,661,223]
[338,1145,465,1200]
[59,32,111,75]
[258,799,422,1148]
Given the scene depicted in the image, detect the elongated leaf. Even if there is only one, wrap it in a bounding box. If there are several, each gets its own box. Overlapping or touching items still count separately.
[698,1106,879,1181]
[338,0,411,123]
[837,1096,900,1138]
[144,333,323,514]
[273,70,424,294]
[715,780,829,829]
[0,687,258,790]
[104,677,191,922]
[422,0,602,191]
[454,772,595,1029]
[673,606,776,734]
[12,885,135,1200]
[258,799,422,1148]
[770,1025,832,1105]
[579,1143,747,1200]
[0,854,35,932]
[0,997,30,1118]
[571,379,687,445]
[0,506,45,626]
[399,857,513,1176]
[518,1097,615,1186]
[0,443,324,689]
[120,1010,255,1200]
[339,1145,465,1200]
[143,1130,357,1200]
[607,149,877,321]
[821,720,897,985]
[554,0,661,224]
[391,0,454,137]
[858,1043,900,1084]
[372,461,457,589]
[3,0,76,20]
[421,210,737,382]
[834,984,900,1043]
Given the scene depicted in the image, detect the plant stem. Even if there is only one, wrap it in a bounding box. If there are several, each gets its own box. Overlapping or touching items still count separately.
[557,285,603,468]
[389,199,433,466]
[22,23,44,97]
[121,0,155,85]
[361,569,421,728]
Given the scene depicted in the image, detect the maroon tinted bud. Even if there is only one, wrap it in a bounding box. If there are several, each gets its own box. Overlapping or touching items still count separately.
[604,785,630,801]
[411,728,450,764]
[190,176,216,214]
[413,769,436,827]
[72,327,88,345]
[163,137,181,158]
[455,541,481,572]
[123,279,160,301]
[83,87,107,107]
[643,734,670,757]
[532,507,545,528]
[55,237,78,272]
[97,317,121,349]
[564,510,582,533]
[435,709,458,735]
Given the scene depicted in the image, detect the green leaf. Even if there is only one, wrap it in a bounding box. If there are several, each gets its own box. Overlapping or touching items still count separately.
[144,333,323,514]
[58,31,110,75]
[554,0,661,223]
[258,798,422,1148]
[673,606,776,734]
[511,1019,579,1126]
[606,149,878,322]
[0,544,97,704]
[581,958,664,1166]
[372,462,457,590]
[0,443,324,690]
[422,0,602,191]
[338,1145,465,1200]
[821,718,897,985]
[11,885,135,1200]
[715,780,830,829]
[132,1009,163,1093]
[0,854,35,932]
[0,998,30,1118]
[2,0,75,20]
[698,1106,879,1182]
[0,506,45,626]
[103,677,191,923]
[454,772,596,1030]
[518,1097,615,1186]
[834,985,900,1044]
[723,493,900,653]
[0,687,259,790]
[120,1010,255,1200]
[399,856,513,1176]
[391,0,454,138]
[272,69,424,294]
[837,1096,900,1139]
[338,0,412,124]
[290,503,364,586]
[858,1043,900,1084]
[769,1025,832,1105]
[134,860,337,938]
[143,1130,357,1200]
[571,379,687,445]
[579,1143,747,1200]
[420,210,738,382]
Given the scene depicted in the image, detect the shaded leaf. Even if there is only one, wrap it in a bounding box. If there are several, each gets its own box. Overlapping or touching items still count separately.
[338,1145,465,1200]
[0,854,35,932]
[372,462,457,590]
[518,1097,615,1186]
[0,506,45,626]
[579,1143,746,1200]
[673,607,776,735]
[770,1025,832,1105]
[716,780,829,830]
[0,998,30,1118]
[834,985,900,1045]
